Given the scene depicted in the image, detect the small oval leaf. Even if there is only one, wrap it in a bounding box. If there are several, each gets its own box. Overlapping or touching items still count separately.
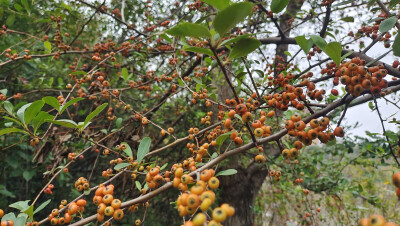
[216,169,238,176]
[114,163,131,170]
[137,137,151,164]
[379,16,397,33]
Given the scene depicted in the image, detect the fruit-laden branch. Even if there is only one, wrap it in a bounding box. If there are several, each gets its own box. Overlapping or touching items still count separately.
[68,80,400,226]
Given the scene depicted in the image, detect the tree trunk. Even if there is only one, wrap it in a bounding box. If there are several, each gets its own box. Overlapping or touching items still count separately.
[216,1,305,225]
[219,163,269,226]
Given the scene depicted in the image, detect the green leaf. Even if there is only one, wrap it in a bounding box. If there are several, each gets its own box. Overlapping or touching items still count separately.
[341,16,354,22]
[1,213,16,222]
[42,96,60,110]
[84,103,108,126]
[60,97,84,113]
[0,0,10,7]
[14,3,23,12]
[0,186,15,198]
[33,199,51,214]
[234,114,243,122]
[166,22,211,38]
[177,78,184,86]
[216,169,238,176]
[193,77,202,84]
[17,103,32,124]
[340,50,353,61]
[201,0,230,10]
[284,51,291,56]
[367,0,377,7]
[219,34,250,47]
[24,100,44,125]
[83,189,91,195]
[121,68,128,81]
[44,41,51,52]
[393,34,400,57]
[213,2,253,36]
[3,101,13,115]
[9,200,30,212]
[21,0,29,9]
[253,69,264,78]
[0,128,27,136]
[160,163,168,171]
[324,42,342,66]
[228,38,261,59]
[379,16,397,33]
[46,119,77,128]
[310,35,327,50]
[137,137,151,164]
[184,46,214,56]
[31,111,53,134]
[216,131,233,151]
[116,117,122,129]
[6,14,15,26]
[121,142,133,157]
[333,0,355,7]
[61,2,72,11]
[70,71,87,75]
[389,0,400,8]
[23,205,33,220]
[295,36,313,54]
[135,181,142,191]
[160,34,173,43]
[271,0,290,13]
[23,171,35,181]
[114,163,131,170]
[3,116,24,127]
[15,215,28,225]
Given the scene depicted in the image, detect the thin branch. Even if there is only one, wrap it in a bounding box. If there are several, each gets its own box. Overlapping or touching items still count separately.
[241,57,261,100]
[319,4,331,37]
[69,0,105,46]
[337,101,349,127]
[373,95,400,167]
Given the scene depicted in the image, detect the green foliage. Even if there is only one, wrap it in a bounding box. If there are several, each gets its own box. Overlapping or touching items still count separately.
[271,0,290,13]
[324,42,342,66]
[184,46,214,56]
[310,35,327,50]
[379,17,397,33]
[215,169,237,176]
[114,163,131,170]
[295,35,313,54]
[137,137,151,164]
[228,38,261,59]
[393,34,400,57]
[213,2,253,36]
[166,22,211,38]
[0,128,27,136]
[201,0,230,10]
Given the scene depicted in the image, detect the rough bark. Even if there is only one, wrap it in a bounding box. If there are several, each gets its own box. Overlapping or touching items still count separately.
[219,163,268,226]
[216,1,305,225]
